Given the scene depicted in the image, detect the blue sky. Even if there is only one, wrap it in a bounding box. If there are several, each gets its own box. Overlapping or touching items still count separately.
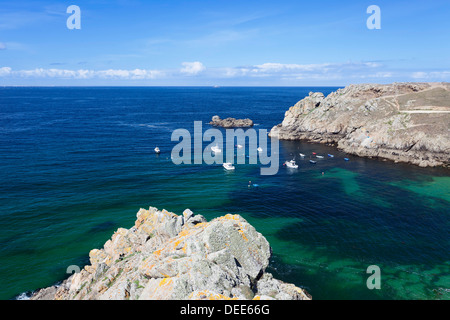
[1,0,449,86]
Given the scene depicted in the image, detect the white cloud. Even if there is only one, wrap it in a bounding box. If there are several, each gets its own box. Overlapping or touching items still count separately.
[95,69,163,79]
[0,42,6,50]
[180,61,206,75]
[411,71,450,79]
[16,68,89,78]
[250,62,380,73]
[212,61,384,80]
[252,62,330,73]
[0,62,448,84]
[0,67,12,76]
[0,67,164,80]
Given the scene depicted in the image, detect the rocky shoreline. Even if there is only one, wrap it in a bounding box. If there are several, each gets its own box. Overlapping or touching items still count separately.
[31,207,311,300]
[269,82,450,168]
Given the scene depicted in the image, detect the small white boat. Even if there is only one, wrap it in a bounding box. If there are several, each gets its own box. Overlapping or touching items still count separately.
[237,144,243,149]
[285,160,298,169]
[257,147,263,152]
[154,147,160,154]
[316,155,324,159]
[299,153,305,157]
[211,145,222,153]
[223,162,235,170]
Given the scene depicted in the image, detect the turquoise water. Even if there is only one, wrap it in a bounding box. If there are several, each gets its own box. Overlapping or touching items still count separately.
[0,87,448,300]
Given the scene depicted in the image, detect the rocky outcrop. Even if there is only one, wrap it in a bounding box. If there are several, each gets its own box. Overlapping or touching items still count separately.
[31,207,310,300]
[210,115,254,128]
[270,82,450,168]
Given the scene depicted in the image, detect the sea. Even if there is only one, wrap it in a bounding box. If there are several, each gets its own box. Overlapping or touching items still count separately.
[0,87,448,300]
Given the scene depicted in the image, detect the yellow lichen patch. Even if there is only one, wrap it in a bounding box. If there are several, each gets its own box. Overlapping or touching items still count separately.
[104,256,112,266]
[173,238,184,249]
[158,278,173,287]
[89,249,100,256]
[253,295,261,300]
[141,261,157,273]
[136,210,150,226]
[217,214,241,221]
[238,229,248,241]
[178,229,192,238]
[194,222,207,229]
[84,265,95,274]
[164,210,178,219]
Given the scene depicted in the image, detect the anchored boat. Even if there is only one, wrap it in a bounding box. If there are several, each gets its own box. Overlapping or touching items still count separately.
[223,162,235,170]
[211,145,222,153]
[285,160,298,169]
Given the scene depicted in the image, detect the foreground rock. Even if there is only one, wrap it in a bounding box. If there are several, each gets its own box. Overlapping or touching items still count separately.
[31,207,310,300]
[270,82,450,168]
[210,115,254,128]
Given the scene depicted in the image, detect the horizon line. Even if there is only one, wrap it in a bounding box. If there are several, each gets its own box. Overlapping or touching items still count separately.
[0,85,347,88]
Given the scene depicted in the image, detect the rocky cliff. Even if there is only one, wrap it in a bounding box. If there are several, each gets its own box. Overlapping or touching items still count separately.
[269,82,450,167]
[31,207,310,300]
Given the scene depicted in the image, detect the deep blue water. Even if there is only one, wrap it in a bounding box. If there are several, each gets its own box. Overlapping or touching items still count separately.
[0,87,448,300]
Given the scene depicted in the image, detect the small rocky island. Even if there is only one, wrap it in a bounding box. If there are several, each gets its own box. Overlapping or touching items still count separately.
[270,82,450,168]
[31,207,311,300]
[210,115,254,128]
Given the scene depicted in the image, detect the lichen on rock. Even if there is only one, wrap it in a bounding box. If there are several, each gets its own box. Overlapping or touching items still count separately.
[31,207,310,300]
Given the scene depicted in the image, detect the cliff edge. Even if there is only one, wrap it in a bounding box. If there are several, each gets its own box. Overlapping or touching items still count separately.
[269,82,450,167]
[31,207,310,300]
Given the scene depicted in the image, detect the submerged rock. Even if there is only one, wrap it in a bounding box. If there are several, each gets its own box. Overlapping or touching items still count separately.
[31,207,310,300]
[210,115,254,128]
[269,82,450,168]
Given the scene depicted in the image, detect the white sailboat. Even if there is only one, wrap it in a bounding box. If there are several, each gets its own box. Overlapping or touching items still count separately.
[154,147,160,154]
[211,145,222,153]
[223,162,235,170]
[285,160,298,169]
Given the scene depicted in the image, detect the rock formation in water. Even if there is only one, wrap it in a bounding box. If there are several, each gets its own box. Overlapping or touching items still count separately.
[210,115,254,128]
[269,82,450,168]
[31,207,310,300]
